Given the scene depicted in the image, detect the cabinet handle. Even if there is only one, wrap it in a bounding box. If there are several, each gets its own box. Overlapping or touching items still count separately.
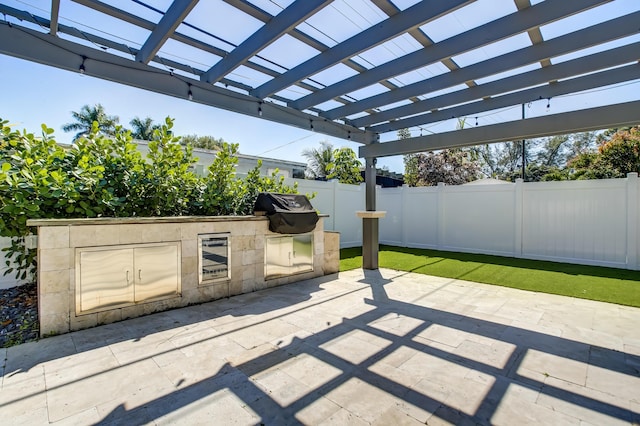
[138,269,142,281]
[126,270,130,283]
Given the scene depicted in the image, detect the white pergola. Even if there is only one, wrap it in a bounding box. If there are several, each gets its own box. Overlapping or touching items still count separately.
[1,0,639,268]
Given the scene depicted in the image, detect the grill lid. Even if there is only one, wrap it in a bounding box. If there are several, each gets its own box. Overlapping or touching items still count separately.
[254,193,319,234]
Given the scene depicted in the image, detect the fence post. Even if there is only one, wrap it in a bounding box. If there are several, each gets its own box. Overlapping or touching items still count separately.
[330,179,338,231]
[627,172,638,270]
[401,185,408,247]
[514,178,523,258]
[437,182,445,250]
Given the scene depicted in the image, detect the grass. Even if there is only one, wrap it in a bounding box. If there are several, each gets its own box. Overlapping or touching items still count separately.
[340,245,640,307]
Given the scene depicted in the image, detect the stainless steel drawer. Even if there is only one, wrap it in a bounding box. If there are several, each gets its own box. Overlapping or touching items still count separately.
[265,234,313,279]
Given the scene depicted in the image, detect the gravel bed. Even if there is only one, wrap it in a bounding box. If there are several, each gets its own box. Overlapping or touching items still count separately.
[0,282,39,348]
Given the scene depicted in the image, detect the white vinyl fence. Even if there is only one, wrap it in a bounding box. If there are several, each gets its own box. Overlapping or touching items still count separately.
[0,237,33,289]
[291,173,640,270]
[2,173,637,288]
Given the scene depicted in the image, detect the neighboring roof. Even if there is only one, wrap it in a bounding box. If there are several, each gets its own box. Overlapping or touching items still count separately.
[134,139,307,167]
[235,152,306,168]
[1,1,639,159]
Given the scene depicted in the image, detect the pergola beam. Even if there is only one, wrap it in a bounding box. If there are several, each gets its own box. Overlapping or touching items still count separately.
[0,22,373,145]
[135,0,199,64]
[294,0,611,112]
[250,0,475,99]
[327,8,637,121]
[360,101,640,158]
[201,0,332,85]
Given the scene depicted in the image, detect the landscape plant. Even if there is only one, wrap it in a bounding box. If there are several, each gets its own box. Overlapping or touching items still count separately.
[0,117,298,280]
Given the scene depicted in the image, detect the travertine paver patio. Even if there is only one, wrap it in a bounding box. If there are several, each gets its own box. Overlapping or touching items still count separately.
[1,268,639,425]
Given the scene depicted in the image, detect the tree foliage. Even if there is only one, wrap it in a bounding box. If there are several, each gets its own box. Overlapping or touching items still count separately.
[302,141,362,184]
[400,126,627,185]
[471,132,598,182]
[129,116,161,140]
[398,129,421,187]
[180,134,226,151]
[302,141,334,180]
[62,103,119,141]
[328,147,363,184]
[568,127,640,180]
[0,117,297,280]
[413,149,481,186]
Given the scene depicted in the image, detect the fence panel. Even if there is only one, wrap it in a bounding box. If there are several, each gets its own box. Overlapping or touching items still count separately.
[396,186,439,249]
[333,183,365,247]
[522,179,629,267]
[378,186,403,246]
[0,237,32,289]
[440,184,516,257]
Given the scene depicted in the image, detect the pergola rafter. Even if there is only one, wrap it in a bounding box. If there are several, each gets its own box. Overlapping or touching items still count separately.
[293,0,609,113]
[372,63,640,134]
[362,40,640,131]
[135,0,199,64]
[200,0,332,84]
[49,0,60,36]
[250,0,476,99]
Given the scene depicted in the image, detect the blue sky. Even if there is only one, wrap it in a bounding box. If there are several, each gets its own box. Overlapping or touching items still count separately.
[1,0,639,173]
[1,54,371,169]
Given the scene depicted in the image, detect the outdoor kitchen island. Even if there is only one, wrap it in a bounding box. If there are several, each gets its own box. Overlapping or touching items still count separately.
[27,215,339,337]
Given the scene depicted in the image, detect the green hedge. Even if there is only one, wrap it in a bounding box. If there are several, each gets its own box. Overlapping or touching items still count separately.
[0,117,297,280]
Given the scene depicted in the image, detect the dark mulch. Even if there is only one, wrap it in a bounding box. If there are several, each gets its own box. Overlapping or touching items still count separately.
[0,282,39,348]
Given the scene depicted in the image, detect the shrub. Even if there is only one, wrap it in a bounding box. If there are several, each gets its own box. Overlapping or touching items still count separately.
[0,117,298,280]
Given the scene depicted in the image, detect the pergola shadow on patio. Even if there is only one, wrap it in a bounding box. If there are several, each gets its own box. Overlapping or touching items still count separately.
[1,269,638,425]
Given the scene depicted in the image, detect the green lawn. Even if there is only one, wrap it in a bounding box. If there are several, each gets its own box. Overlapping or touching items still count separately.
[340,245,640,307]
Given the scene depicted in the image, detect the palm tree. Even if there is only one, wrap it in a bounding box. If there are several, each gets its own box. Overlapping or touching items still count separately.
[62,103,119,141]
[130,116,160,140]
[302,141,334,179]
